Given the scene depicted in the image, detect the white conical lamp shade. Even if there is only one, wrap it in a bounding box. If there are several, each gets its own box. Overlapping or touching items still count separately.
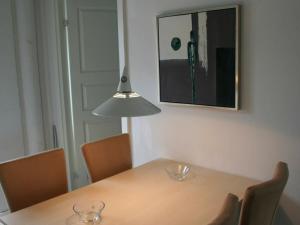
[92,68,161,117]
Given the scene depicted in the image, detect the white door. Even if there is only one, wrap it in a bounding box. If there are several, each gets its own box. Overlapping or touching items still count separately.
[0,0,26,211]
[66,0,122,188]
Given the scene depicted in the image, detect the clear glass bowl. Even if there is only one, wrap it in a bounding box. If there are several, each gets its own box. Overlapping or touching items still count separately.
[165,163,191,181]
[72,201,105,225]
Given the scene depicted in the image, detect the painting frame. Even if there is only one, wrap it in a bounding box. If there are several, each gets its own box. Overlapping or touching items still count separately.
[156,5,240,110]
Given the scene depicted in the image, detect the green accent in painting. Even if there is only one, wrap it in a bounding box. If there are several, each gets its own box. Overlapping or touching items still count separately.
[171,37,181,51]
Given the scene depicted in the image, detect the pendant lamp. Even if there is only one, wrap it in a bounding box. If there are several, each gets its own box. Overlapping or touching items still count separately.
[92,67,161,117]
[92,0,160,117]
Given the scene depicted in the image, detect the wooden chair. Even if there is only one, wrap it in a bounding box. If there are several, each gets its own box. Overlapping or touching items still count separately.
[0,148,68,212]
[207,193,241,225]
[81,134,132,183]
[239,162,289,225]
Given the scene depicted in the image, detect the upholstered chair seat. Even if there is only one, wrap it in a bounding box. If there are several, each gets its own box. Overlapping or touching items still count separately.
[207,193,241,225]
[239,162,289,225]
[81,134,132,183]
[0,149,68,212]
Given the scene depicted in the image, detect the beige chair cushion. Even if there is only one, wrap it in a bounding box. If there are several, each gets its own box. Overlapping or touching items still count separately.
[239,162,289,225]
[0,149,68,212]
[207,193,240,225]
[81,134,132,183]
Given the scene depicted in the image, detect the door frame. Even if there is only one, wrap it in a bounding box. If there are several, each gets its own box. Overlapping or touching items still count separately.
[38,0,128,190]
[35,0,72,189]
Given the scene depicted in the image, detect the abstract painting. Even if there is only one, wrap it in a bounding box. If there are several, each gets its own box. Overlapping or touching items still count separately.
[157,6,239,109]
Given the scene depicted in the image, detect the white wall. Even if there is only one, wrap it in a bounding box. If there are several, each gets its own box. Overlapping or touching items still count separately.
[124,0,300,224]
[15,0,45,154]
[0,0,46,211]
[0,0,26,211]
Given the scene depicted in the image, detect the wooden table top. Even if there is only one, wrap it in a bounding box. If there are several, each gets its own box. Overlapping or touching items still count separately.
[0,159,257,225]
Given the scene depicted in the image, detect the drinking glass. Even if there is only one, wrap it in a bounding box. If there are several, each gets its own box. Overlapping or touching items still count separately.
[73,201,105,224]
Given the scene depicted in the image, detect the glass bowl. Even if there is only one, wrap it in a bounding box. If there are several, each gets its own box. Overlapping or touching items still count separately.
[72,201,105,224]
[165,163,191,181]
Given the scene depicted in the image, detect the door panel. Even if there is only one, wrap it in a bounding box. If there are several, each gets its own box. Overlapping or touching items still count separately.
[82,82,116,111]
[84,120,121,143]
[67,0,121,188]
[79,8,119,72]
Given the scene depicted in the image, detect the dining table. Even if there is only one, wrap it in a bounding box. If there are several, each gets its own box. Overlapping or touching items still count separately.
[0,159,257,225]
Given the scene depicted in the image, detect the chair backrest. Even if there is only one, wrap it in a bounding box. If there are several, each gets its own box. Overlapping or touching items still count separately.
[207,193,241,225]
[0,148,68,212]
[81,134,132,183]
[239,162,289,225]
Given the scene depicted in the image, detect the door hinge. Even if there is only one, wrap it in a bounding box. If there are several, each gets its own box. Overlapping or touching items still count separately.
[63,19,69,27]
